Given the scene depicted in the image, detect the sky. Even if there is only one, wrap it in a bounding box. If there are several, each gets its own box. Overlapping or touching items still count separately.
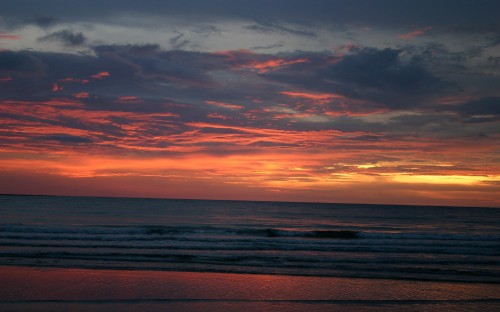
[0,0,499,207]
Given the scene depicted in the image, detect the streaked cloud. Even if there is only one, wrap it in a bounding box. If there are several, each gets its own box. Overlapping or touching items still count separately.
[399,26,433,40]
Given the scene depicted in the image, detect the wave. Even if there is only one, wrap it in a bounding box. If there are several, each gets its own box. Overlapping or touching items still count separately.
[2,224,499,242]
[1,250,499,283]
[2,223,499,283]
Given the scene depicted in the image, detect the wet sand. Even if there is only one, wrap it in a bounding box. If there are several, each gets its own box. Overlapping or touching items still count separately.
[0,266,499,311]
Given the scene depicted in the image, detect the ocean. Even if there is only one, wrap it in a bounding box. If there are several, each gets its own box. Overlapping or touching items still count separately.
[0,195,498,283]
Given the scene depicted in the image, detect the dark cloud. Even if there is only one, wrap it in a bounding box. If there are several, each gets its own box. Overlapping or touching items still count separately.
[93,45,225,89]
[191,24,221,37]
[169,32,190,50]
[0,44,497,143]
[0,45,220,100]
[0,51,46,76]
[261,48,454,110]
[2,0,500,32]
[454,97,500,123]
[251,43,284,51]
[38,30,86,46]
[0,15,58,30]
[31,15,58,28]
[245,21,316,37]
[0,50,130,98]
[323,48,445,101]
[488,56,500,68]
[36,134,93,143]
[489,35,500,47]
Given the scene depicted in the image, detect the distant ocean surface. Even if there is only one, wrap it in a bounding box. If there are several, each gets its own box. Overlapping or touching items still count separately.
[1,195,499,283]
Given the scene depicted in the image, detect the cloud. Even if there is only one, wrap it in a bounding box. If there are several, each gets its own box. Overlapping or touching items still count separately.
[93,44,225,89]
[257,47,457,113]
[30,16,58,28]
[38,30,87,46]
[2,0,499,34]
[0,32,20,40]
[453,97,500,123]
[205,101,244,110]
[91,71,110,79]
[0,1,498,207]
[245,21,316,37]
[35,134,93,143]
[280,91,344,103]
[399,26,432,40]
[0,50,46,76]
[251,43,284,51]
[314,48,454,110]
[0,15,58,30]
[0,46,462,131]
[169,31,190,50]
[324,48,442,94]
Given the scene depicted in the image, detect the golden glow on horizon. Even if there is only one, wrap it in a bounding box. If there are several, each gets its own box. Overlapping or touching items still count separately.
[1,96,499,206]
[2,149,498,187]
[1,147,498,206]
[392,174,496,185]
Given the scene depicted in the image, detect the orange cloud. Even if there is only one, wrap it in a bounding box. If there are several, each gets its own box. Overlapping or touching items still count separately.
[207,113,230,120]
[242,58,308,73]
[73,92,90,99]
[60,77,90,84]
[1,144,498,207]
[281,91,344,100]
[52,83,61,92]
[280,91,344,104]
[1,95,499,207]
[91,71,110,79]
[0,33,20,40]
[213,49,254,60]
[399,26,432,40]
[114,96,143,104]
[333,42,358,58]
[214,49,308,73]
[206,101,244,110]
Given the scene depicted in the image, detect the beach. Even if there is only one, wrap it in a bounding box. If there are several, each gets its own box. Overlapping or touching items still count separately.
[1,266,499,312]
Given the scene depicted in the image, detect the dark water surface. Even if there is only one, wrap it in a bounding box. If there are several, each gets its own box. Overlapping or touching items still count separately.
[0,195,499,283]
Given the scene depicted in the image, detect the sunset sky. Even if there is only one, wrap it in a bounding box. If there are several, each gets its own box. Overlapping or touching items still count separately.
[0,0,499,207]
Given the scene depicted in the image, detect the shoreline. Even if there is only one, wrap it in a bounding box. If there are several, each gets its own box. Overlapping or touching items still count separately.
[1,266,499,311]
[0,262,499,285]
[1,265,499,300]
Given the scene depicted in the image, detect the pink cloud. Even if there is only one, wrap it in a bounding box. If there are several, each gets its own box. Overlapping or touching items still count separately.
[52,83,62,92]
[0,33,20,40]
[207,113,230,120]
[399,26,432,40]
[91,71,110,79]
[114,96,143,104]
[280,91,344,104]
[242,58,308,73]
[215,49,308,73]
[206,100,244,110]
[60,77,90,84]
[73,92,90,99]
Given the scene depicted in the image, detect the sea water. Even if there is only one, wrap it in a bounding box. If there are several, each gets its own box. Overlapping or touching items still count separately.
[0,195,499,283]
